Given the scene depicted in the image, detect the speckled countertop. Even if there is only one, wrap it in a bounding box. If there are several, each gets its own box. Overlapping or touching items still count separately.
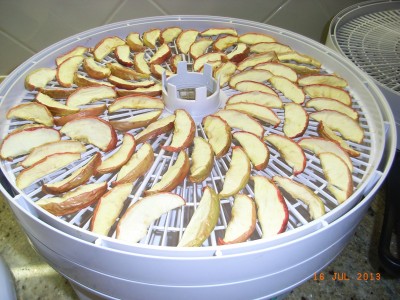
[0,189,399,300]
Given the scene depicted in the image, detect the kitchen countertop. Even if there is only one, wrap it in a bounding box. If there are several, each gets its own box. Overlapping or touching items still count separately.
[0,189,399,300]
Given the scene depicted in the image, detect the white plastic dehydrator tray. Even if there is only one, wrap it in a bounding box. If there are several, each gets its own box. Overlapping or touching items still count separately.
[0,16,396,300]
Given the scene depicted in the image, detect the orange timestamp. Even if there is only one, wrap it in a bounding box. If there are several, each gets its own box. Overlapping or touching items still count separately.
[313,271,381,281]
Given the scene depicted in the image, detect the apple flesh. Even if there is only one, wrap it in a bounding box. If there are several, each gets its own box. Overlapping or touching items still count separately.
[250,42,292,55]
[56,55,84,87]
[83,57,111,80]
[116,84,162,97]
[298,74,348,88]
[56,46,88,66]
[213,35,238,51]
[24,68,56,91]
[148,44,171,65]
[189,38,214,59]
[213,61,237,87]
[238,32,275,44]
[306,98,358,120]
[107,76,155,90]
[176,30,199,54]
[6,102,54,127]
[226,43,249,63]
[237,52,277,71]
[202,115,232,158]
[93,36,125,61]
[229,69,273,88]
[201,28,238,37]
[254,62,297,82]
[134,115,175,144]
[143,28,161,49]
[163,109,195,152]
[193,52,227,72]
[150,64,174,80]
[277,51,321,68]
[225,102,280,127]
[39,87,76,98]
[114,44,133,66]
[160,27,182,44]
[226,91,282,108]
[269,75,305,104]
[235,80,277,96]
[303,84,351,106]
[233,131,269,170]
[189,137,214,183]
[73,73,114,88]
[282,63,321,75]
[109,110,162,132]
[35,92,79,116]
[126,32,145,52]
[133,52,151,75]
[214,109,264,138]
[66,85,116,107]
[107,62,150,80]
[108,95,164,113]
[283,103,309,138]
[54,104,107,126]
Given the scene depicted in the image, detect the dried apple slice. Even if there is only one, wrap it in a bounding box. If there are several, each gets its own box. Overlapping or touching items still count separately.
[298,74,348,88]
[66,85,116,107]
[83,57,111,79]
[303,84,351,106]
[57,55,84,87]
[319,152,353,203]
[16,152,81,190]
[269,75,305,104]
[176,29,199,54]
[126,32,144,51]
[107,62,150,80]
[306,98,358,120]
[0,126,60,160]
[160,27,183,44]
[219,146,251,198]
[73,73,114,88]
[42,152,101,194]
[235,81,277,96]
[254,62,298,82]
[163,109,195,152]
[35,92,79,116]
[282,63,321,75]
[233,131,269,170]
[133,52,151,75]
[114,44,133,66]
[116,192,185,243]
[219,194,256,245]
[6,102,54,127]
[93,36,125,61]
[202,115,231,158]
[226,102,280,127]
[56,46,88,66]
[189,137,214,183]
[25,68,56,91]
[237,52,277,71]
[96,133,136,174]
[54,104,107,126]
[252,176,288,237]
[264,134,306,175]
[238,32,275,44]
[273,176,325,220]
[108,95,164,113]
[189,38,214,59]
[309,110,364,143]
[113,143,154,186]
[39,87,75,98]
[36,182,107,216]
[107,76,155,90]
[199,60,222,73]
[148,44,171,65]
[213,61,237,87]
[110,110,162,132]
[250,42,292,54]
[145,151,190,195]
[178,186,219,247]
[61,117,117,152]
[213,35,238,51]
[134,115,175,144]
[277,51,321,68]
[169,54,183,73]
[226,91,282,108]
[201,28,237,37]
[193,52,227,72]
[226,43,250,63]
[214,109,264,138]
[283,103,309,138]
[150,64,174,80]
[116,84,162,97]
[143,28,161,49]
[229,69,273,88]
[91,183,133,235]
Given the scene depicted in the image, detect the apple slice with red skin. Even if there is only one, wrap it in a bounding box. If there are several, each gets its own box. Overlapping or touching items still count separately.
[73,73,114,88]
[107,76,155,90]
[83,57,111,80]
[238,32,275,44]
[39,87,75,98]
[226,43,250,63]
[96,133,136,174]
[219,146,251,198]
[163,109,195,152]
[160,27,182,44]
[254,62,298,82]
[16,152,81,190]
[93,36,125,61]
[237,52,277,71]
[233,131,269,170]
[169,54,183,73]
[213,35,238,51]
[133,52,151,75]
[226,91,282,108]
[126,32,144,52]
[150,64,174,79]
[269,75,305,104]
[66,85,116,107]
[110,110,162,132]
[114,44,133,67]
[306,98,358,120]
[108,95,164,113]
[90,183,133,236]
[56,46,88,66]
[116,84,162,97]
[283,103,309,138]
[229,69,273,88]
[193,52,227,72]
[277,51,321,68]
[225,102,280,127]
[0,126,60,160]
[134,115,175,144]
[250,42,292,54]
[213,61,237,87]
[189,38,214,59]
[107,62,150,80]
[235,81,278,96]
[36,182,107,216]
[54,104,107,126]
[298,74,348,88]
[42,152,102,194]
[201,28,238,37]
[219,194,256,245]
[35,92,79,116]
[57,55,84,87]
[176,29,199,54]
[252,176,288,238]
[113,143,154,186]
[202,115,232,158]
[148,44,171,65]
[143,28,161,49]
[264,134,306,175]
[25,68,56,91]
[282,63,321,75]
[273,175,325,220]
[6,102,54,127]
[303,84,351,106]
[116,192,185,244]
[60,117,117,152]
[189,137,214,183]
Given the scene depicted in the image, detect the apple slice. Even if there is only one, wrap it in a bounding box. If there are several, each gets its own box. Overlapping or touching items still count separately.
[150,64,174,79]
[42,152,101,194]
[226,102,280,127]
[202,115,231,158]
[113,143,154,185]
[0,126,60,160]
[148,44,171,65]
[116,84,162,97]
[107,62,150,80]
[306,98,358,120]
[254,62,298,82]
[114,44,133,66]
[108,95,164,113]
[189,137,214,183]
[298,137,353,172]
[303,84,351,106]
[309,110,364,143]
[116,192,185,243]
[319,152,353,203]
[20,140,86,168]
[226,43,250,63]
[214,109,264,138]
[298,74,348,88]
[250,42,292,54]
[264,134,306,175]
[229,69,273,88]
[96,133,136,174]
[160,27,182,44]
[90,183,133,235]
[269,75,305,104]
[178,186,220,247]
[201,28,238,37]
[73,73,114,88]
[238,32,275,44]
[35,92,79,116]
[57,55,84,87]
[145,151,190,195]
[54,104,107,126]
[237,52,277,71]
[83,57,111,79]
[126,32,144,51]
[283,103,309,138]
[235,81,277,96]
[135,115,175,144]
[273,175,325,220]
[277,51,321,68]
[226,91,282,108]
[219,194,256,245]
[176,29,199,54]
[66,85,116,107]
[213,35,238,51]
[163,109,195,152]
[189,38,214,59]
[6,102,54,127]
[60,117,117,152]
[133,52,151,75]
[233,131,269,170]
[252,176,288,238]
[93,36,125,61]
[219,146,251,198]
[56,46,88,66]
[193,52,227,72]
[24,68,56,91]
[282,63,321,75]
[143,28,161,49]
[199,60,222,73]
[39,87,75,98]
[110,110,162,132]
[169,54,183,73]
[107,76,156,90]
[213,61,237,87]
[36,182,107,216]
[16,152,81,190]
